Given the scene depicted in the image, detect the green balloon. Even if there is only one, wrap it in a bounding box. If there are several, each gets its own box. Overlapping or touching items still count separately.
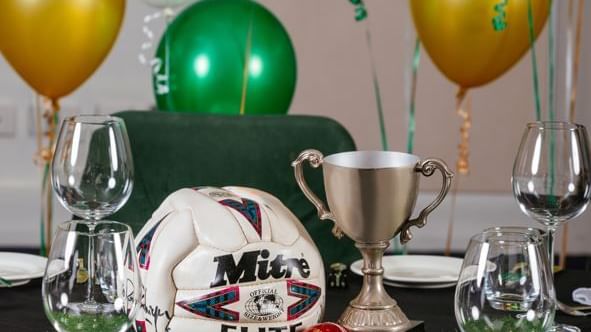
[153,0,297,114]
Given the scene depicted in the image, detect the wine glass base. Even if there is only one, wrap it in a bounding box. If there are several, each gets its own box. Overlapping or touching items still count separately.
[547,324,581,332]
[75,302,117,315]
[77,301,104,314]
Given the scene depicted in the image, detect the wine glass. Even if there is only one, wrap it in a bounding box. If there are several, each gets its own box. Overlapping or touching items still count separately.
[51,115,134,308]
[455,227,555,332]
[512,121,591,332]
[52,115,134,221]
[43,221,140,332]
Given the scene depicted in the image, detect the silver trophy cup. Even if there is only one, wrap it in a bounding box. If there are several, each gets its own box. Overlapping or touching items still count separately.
[292,150,453,331]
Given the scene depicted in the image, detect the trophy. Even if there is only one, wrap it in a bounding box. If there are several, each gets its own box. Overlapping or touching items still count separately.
[292,150,453,331]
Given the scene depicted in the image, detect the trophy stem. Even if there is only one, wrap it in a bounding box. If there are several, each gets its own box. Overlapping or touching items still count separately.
[338,241,412,332]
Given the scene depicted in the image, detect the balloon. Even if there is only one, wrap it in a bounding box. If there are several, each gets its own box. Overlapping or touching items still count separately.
[142,0,191,9]
[410,0,549,88]
[153,0,297,115]
[0,0,125,100]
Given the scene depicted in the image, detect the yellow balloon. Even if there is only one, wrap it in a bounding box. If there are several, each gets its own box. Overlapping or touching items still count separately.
[0,0,125,100]
[410,0,549,88]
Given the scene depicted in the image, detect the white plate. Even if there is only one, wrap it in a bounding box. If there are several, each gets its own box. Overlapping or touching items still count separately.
[384,280,457,289]
[0,252,47,281]
[0,279,31,288]
[350,255,463,283]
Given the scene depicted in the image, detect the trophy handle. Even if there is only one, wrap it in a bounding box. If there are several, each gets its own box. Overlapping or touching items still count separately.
[400,158,454,244]
[291,149,343,239]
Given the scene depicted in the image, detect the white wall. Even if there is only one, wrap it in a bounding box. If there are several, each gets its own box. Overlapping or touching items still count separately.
[0,0,590,254]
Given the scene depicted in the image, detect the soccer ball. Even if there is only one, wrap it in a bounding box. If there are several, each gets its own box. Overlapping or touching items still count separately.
[134,186,325,332]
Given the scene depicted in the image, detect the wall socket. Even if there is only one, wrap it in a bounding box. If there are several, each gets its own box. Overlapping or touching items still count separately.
[0,104,17,138]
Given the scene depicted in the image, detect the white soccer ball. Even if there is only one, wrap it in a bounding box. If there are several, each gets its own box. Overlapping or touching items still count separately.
[134,186,325,332]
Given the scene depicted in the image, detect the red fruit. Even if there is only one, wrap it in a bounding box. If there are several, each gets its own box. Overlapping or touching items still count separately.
[304,322,348,332]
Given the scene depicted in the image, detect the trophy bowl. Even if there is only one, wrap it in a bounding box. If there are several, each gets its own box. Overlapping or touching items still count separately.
[293,150,453,332]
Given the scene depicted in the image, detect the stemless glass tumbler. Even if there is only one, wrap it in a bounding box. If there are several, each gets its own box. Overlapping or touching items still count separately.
[455,227,555,332]
[42,221,140,332]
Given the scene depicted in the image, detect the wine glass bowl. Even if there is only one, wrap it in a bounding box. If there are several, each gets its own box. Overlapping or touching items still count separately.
[455,227,555,332]
[512,122,591,227]
[42,221,140,332]
[514,176,590,226]
[51,115,134,221]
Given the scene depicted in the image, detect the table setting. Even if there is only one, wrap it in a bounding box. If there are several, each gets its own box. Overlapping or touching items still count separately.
[2,115,591,331]
[1,0,591,332]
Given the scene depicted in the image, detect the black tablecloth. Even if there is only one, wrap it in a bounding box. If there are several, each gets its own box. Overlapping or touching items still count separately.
[1,271,590,331]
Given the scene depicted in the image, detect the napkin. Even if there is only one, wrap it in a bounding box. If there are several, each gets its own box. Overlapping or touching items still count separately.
[573,288,591,305]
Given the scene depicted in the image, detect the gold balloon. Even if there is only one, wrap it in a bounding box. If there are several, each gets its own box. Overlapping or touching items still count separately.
[0,0,125,100]
[410,0,549,88]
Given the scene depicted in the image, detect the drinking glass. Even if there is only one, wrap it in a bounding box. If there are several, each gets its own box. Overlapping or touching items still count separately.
[43,221,140,332]
[512,121,591,331]
[51,115,134,307]
[513,122,591,264]
[52,115,134,221]
[455,227,555,332]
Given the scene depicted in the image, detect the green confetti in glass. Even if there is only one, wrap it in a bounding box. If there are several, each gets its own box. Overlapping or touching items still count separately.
[462,317,545,332]
[52,312,130,332]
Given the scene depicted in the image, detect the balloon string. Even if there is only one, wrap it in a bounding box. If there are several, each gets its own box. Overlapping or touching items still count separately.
[143,9,175,102]
[560,0,584,271]
[348,0,389,150]
[35,96,59,256]
[365,26,388,150]
[546,0,556,203]
[547,0,556,122]
[444,175,460,256]
[139,9,174,66]
[527,0,542,121]
[569,0,584,120]
[445,90,471,255]
[41,162,51,257]
[240,8,254,116]
[139,11,161,65]
[492,0,509,31]
[34,95,45,256]
[406,38,421,154]
[456,88,470,175]
[163,9,173,101]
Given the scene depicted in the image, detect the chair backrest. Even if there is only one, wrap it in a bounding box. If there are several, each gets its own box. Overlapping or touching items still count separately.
[111,111,359,264]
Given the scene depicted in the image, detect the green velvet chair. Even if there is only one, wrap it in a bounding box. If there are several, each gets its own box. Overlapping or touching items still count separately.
[111,111,359,265]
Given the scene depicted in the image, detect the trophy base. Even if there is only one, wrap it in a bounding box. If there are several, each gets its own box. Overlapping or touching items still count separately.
[338,241,419,332]
[338,303,413,332]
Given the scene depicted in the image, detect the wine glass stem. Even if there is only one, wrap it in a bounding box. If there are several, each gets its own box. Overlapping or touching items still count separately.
[86,222,96,304]
[546,225,557,273]
[546,225,580,330]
